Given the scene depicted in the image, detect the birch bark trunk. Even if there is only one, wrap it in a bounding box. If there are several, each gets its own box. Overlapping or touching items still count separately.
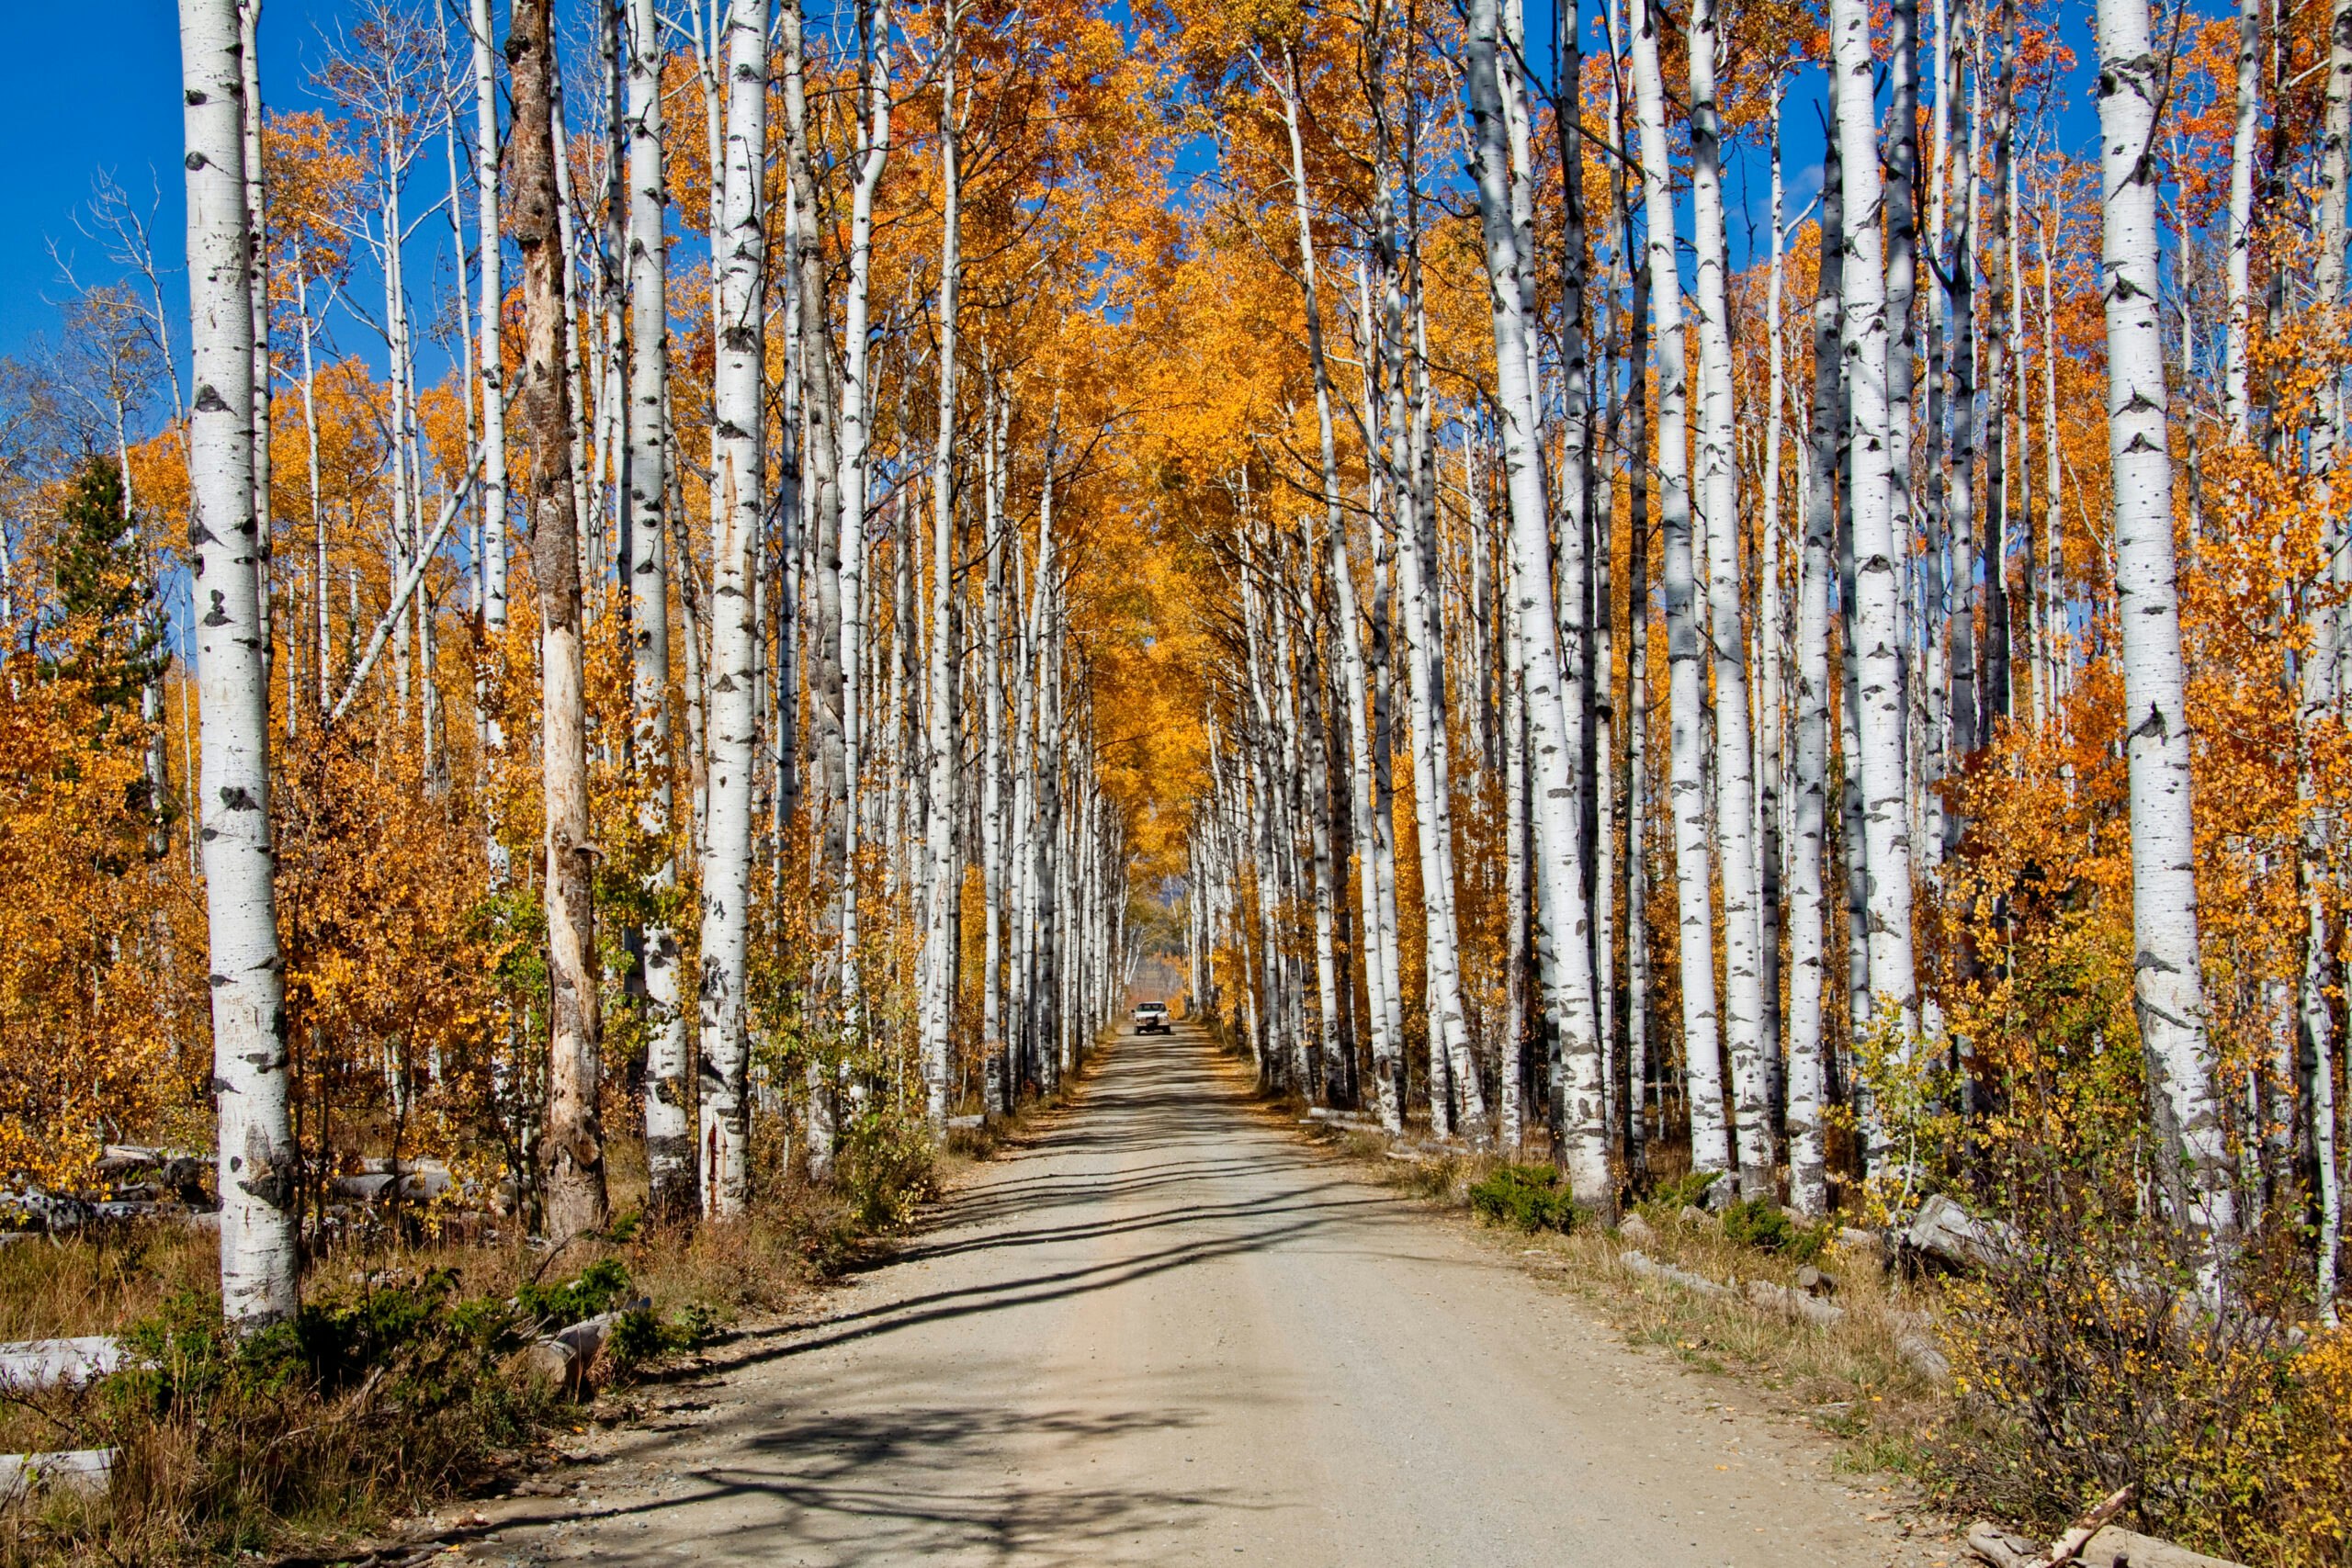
[512,0,606,1239]
[182,0,298,1325]
[625,0,691,1224]
[2095,0,2240,1258]
[1468,0,1604,1189]
[1686,0,1772,1192]
[1832,0,1923,1111]
[836,0,896,1035]
[1789,120,1846,1219]
[2223,0,2260,444]
[694,0,765,1219]
[1627,0,1728,1177]
[920,21,963,1132]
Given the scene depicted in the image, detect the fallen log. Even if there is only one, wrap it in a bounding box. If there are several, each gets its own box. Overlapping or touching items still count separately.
[0,1337,128,1392]
[1906,1194,2020,1271]
[514,1299,651,1397]
[1745,1278,1847,1326]
[1620,1250,1736,1299]
[2078,1526,2247,1568]
[0,1449,114,1503]
[2042,1485,2136,1564]
[1965,1486,2155,1568]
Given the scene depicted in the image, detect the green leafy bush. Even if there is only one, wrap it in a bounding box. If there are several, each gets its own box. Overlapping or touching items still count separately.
[1468,1164,1576,1233]
[838,1107,939,1232]
[1644,1168,1723,1215]
[1719,1198,1834,1263]
[514,1257,631,1328]
[605,1303,715,1374]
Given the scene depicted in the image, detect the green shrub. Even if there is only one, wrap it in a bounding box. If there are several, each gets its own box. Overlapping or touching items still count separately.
[838,1107,939,1232]
[1468,1164,1576,1233]
[1644,1168,1723,1215]
[514,1256,631,1328]
[604,1303,715,1374]
[1719,1197,1834,1263]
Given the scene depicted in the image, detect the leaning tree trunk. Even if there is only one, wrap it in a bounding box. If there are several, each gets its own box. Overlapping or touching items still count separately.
[1468,0,1606,1197]
[2094,0,2239,1261]
[625,0,692,1224]
[2222,0,2260,444]
[512,0,606,1241]
[181,0,297,1328]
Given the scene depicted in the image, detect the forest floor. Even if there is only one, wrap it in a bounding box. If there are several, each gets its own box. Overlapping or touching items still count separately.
[421,1023,1965,1568]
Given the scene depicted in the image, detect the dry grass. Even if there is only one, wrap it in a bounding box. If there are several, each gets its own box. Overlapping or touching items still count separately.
[0,1144,927,1566]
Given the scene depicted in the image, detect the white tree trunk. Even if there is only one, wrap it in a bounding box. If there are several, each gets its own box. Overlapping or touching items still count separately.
[835,3,895,1034]
[1628,0,1728,1177]
[920,25,963,1132]
[181,0,297,1327]
[1467,0,1604,1192]
[2222,0,2260,444]
[2095,0,2238,1257]
[627,0,690,1223]
[1788,120,1846,1219]
[1686,0,1772,1194]
[1832,0,1922,1122]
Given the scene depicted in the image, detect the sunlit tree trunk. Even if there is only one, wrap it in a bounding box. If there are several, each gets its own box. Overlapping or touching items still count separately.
[468,0,512,883]
[238,0,271,694]
[512,0,606,1241]
[836,1,896,1039]
[1832,0,1922,1129]
[1273,50,1347,1106]
[2223,0,2260,444]
[181,0,297,1327]
[2095,0,2238,1261]
[1468,0,1603,1189]
[981,379,1012,1115]
[694,0,766,1219]
[624,0,691,1224]
[1628,0,1728,1178]
[1687,0,1771,1194]
[919,21,963,1132]
[1789,117,1846,1220]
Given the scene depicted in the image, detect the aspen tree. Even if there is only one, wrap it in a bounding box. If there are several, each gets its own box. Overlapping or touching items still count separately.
[1685,0,1772,1191]
[837,0,896,1032]
[2094,0,2238,1260]
[1627,0,1729,1177]
[1272,42,1354,1108]
[1468,0,1605,1190]
[237,0,269,670]
[1789,116,1847,1219]
[511,0,605,1239]
[181,0,298,1326]
[2223,0,2260,443]
[1831,0,1923,1112]
[624,0,690,1224]
[919,10,964,1132]
[694,0,766,1220]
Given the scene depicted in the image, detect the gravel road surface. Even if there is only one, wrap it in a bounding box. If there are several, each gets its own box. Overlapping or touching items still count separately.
[469,1025,1948,1567]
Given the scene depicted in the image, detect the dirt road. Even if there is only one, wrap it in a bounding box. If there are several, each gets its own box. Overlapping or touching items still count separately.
[478,1026,1943,1566]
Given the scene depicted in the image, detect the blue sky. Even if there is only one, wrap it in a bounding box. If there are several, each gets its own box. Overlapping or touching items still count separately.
[2,0,2123,411]
[2,0,357,357]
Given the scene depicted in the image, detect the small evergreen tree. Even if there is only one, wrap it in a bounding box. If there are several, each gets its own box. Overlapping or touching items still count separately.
[51,455,166,721]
